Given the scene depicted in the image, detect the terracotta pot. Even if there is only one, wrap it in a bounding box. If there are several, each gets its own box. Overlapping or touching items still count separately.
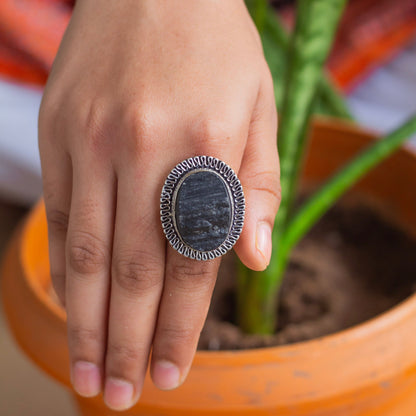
[2,118,416,415]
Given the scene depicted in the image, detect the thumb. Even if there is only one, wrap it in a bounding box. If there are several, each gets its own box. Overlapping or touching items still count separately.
[234,81,280,271]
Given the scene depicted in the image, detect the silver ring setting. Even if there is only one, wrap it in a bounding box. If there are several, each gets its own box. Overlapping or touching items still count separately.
[160,156,245,260]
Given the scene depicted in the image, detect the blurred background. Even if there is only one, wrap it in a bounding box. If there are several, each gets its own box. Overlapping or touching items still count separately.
[0,0,416,414]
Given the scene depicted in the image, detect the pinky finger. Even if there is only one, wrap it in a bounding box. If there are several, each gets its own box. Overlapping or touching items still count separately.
[40,143,72,305]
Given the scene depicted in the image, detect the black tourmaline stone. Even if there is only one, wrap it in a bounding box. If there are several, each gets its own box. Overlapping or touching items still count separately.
[175,171,232,252]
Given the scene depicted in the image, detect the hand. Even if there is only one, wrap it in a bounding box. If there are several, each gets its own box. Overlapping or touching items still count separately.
[39,0,280,411]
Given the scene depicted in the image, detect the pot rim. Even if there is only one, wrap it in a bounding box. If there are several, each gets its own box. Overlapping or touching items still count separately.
[22,204,416,368]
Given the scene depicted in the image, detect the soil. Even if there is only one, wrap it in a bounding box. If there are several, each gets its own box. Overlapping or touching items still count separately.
[198,200,416,350]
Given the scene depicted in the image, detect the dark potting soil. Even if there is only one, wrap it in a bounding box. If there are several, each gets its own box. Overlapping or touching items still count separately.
[198,201,416,350]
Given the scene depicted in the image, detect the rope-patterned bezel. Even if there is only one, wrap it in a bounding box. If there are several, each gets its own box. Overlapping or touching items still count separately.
[160,156,245,260]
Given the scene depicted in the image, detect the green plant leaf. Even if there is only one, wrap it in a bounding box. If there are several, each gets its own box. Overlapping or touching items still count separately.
[281,115,416,262]
[264,6,352,118]
[238,0,347,334]
[272,0,347,275]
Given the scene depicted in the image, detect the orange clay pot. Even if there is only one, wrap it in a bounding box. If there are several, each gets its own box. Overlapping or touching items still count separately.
[2,118,416,415]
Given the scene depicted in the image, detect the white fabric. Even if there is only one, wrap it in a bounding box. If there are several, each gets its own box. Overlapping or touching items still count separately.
[347,38,416,144]
[0,80,42,205]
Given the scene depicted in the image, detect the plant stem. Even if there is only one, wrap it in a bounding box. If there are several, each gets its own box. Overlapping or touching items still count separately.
[237,263,277,334]
[280,115,416,263]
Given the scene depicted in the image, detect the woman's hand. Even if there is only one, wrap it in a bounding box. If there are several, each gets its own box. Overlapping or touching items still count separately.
[39,0,280,411]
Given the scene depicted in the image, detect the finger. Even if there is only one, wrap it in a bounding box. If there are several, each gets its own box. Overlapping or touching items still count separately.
[234,77,280,271]
[65,156,116,398]
[39,134,72,305]
[104,160,166,411]
[150,127,246,391]
[150,247,220,390]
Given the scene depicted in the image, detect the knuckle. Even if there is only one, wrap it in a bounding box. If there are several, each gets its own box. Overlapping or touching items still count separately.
[246,170,281,207]
[113,251,163,296]
[257,71,278,125]
[83,100,111,154]
[68,326,102,354]
[107,343,145,368]
[50,268,65,285]
[191,118,233,153]
[46,208,69,234]
[123,105,160,156]
[169,261,215,291]
[195,118,227,141]
[157,325,196,348]
[68,231,108,276]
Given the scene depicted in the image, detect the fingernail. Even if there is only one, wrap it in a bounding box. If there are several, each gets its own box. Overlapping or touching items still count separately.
[256,222,272,266]
[153,360,181,390]
[104,378,134,411]
[71,361,101,397]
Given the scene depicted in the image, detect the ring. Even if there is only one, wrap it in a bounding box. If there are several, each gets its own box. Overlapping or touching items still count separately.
[160,156,245,260]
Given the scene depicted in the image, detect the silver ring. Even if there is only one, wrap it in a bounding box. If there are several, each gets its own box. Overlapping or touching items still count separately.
[160,156,245,260]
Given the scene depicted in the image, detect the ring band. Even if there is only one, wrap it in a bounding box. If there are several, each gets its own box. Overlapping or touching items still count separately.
[160,156,245,260]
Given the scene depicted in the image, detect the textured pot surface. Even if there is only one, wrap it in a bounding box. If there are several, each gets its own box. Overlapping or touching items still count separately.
[2,119,416,415]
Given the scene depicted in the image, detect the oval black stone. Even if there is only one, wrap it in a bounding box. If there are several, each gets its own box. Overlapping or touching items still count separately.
[175,171,232,252]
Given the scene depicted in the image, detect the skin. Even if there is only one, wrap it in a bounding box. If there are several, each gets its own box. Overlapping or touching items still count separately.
[38,0,280,411]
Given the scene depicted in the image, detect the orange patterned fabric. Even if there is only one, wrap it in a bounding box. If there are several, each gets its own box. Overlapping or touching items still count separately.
[0,0,415,90]
[328,0,416,92]
[0,0,70,84]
